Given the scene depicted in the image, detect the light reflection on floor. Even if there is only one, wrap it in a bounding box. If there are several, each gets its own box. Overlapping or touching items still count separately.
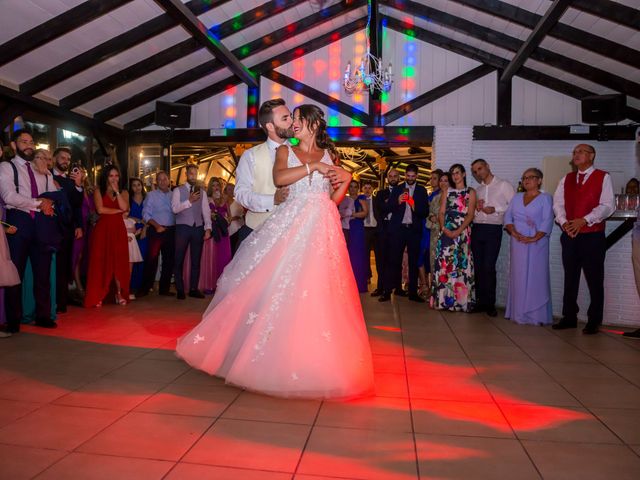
[1,293,640,479]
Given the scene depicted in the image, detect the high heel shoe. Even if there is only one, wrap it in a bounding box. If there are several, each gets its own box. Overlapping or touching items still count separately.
[115,293,127,306]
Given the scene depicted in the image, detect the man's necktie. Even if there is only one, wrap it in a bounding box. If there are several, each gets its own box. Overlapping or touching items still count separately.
[25,161,39,218]
[578,173,586,186]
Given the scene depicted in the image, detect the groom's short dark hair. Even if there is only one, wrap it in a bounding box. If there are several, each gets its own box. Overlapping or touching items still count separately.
[258,98,286,133]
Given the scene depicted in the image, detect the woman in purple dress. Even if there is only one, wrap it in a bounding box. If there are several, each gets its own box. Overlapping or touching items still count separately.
[504,168,554,325]
[346,180,369,293]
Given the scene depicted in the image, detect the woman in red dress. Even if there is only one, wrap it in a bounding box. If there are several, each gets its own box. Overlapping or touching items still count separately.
[84,165,130,307]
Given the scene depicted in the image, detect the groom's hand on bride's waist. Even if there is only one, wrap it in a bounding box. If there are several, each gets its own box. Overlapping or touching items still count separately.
[327,167,352,187]
[274,187,290,205]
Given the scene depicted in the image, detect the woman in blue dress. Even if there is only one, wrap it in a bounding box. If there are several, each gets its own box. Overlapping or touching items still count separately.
[504,168,554,325]
[347,180,369,293]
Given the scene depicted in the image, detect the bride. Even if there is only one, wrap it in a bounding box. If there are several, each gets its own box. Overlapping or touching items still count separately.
[176,104,375,399]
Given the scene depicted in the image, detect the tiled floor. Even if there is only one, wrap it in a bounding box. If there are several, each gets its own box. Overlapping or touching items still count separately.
[1,293,640,479]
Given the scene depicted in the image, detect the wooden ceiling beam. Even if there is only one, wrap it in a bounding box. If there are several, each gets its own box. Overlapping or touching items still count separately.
[119,5,367,128]
[0,0,133,68]
[383,65,495,125]
[19,0,230,96]
[385,16,640,123]
[500,0,573,82]
[60,0,308,109]
[383,3,640,101]
[0,85,123,138]
[571,0,640,31]
[152,0,258,89]
[263,71,370,125]
[448,0,640,68]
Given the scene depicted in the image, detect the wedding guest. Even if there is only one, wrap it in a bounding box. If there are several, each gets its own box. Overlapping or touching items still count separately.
[372,168,400,297]
[504,168,554,325]
[552,144,615,334]
[23,149,62,322]
[0,217,20,338]
[432,165,476,311]
[51,146,84,314]
[346,180,369,293]
[225,182,245,255]
[84,165,130,307]
[123,212,143,297]
[338,193,354,243]
[72,172,95,298]
[128,177,147,294]
[172,164,212,300]
[379,164,429,303]
[470,159,515,316]
[138,171,175,297]
[623,199,640,339]
[625,178,639,196]
[209,177,232,283]
[362,181,378,283]
[0,130,57,332]
[419,169,442,296]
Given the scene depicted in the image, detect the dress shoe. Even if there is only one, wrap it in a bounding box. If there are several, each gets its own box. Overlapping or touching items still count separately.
[470,305,485,314]
[189,290,205,299]
[552,318,577,330]
[35,319,57,329]
[3,324,19,334]
[159,290,175,297]
[136,290,149,298]
[0,331,11,338]
[582,324,599,335]
[370,289,382,297]
[177,291,186,300]
[408,294,425,303]
[394,289,408,297]
[622,329,640,339]
[56,307,67,314]
[486,307,498,317]
[378,294,391,302]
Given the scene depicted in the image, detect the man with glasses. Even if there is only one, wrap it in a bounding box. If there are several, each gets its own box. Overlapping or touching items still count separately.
[552,144,615,334]
[0,130,57,333]
[470,159,515,317]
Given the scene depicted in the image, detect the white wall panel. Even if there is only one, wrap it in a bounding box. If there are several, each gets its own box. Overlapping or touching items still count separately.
[189,84,248,130]
[512,77,582,125]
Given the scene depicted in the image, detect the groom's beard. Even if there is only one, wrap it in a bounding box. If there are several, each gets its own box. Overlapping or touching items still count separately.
[17,146,35,162]
[275,125,294,140]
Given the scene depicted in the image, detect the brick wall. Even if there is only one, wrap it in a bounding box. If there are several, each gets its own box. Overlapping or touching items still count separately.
[433,135,639,327]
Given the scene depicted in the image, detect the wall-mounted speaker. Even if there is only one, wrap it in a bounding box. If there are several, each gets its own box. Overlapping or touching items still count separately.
[581,94,626,124]
[155,101,191,129]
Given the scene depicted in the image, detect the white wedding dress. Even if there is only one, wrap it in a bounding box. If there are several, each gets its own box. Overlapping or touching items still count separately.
[176,146,375,399]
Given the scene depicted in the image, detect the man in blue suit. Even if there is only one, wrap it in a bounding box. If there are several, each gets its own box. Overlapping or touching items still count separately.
[379,163,429,303]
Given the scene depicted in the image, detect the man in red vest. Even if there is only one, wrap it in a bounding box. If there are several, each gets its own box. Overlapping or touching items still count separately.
[552,144,615,334]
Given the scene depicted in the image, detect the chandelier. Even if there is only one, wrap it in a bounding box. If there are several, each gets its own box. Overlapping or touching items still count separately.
[338,147,368,162]
[343,0,393,95]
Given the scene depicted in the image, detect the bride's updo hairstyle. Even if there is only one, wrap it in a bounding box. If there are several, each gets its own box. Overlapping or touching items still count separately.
[294,104,339,164]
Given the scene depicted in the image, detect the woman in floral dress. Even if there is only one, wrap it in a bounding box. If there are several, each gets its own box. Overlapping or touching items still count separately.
[431,164,477,311]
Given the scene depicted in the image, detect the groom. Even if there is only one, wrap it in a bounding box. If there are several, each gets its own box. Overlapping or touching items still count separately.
[234,98,294,245]
[235,99,350,245]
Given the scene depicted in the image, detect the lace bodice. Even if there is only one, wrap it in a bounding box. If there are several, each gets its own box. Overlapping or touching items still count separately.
[286,146,333,198]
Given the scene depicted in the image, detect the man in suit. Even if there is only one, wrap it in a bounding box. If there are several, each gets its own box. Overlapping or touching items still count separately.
[372,169,400,297]
[379,164,429,303]
[51,147,84,313]
[0,130,56,332]
[172,164,212,300]
[552,144,615,334]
